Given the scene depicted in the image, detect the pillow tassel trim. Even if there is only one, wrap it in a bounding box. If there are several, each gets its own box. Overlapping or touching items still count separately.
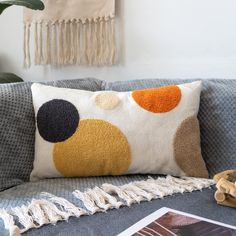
[0,176,214,236]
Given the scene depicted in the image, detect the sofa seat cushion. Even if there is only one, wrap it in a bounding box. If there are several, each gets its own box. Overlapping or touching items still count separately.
[22,189,235,236]
[0,176,234,236]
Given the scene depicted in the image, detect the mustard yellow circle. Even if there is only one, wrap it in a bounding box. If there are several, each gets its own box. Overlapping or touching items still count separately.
[53,119,131,177]
[95,93,120,110]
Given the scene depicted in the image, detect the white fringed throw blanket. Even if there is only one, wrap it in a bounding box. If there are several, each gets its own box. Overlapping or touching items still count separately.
[0,176,214,236]
[23,0,116,67]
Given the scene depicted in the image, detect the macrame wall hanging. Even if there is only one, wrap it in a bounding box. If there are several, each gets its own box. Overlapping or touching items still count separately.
[23,0,116,68]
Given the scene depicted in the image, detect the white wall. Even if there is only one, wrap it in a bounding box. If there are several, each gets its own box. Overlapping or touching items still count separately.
[1,0,236,82]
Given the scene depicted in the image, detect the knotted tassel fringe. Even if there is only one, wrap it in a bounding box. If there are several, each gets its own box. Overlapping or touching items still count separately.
[23,17,116,68]
[0,176,214,236]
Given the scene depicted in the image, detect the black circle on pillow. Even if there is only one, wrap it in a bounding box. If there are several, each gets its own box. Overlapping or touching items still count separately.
[37,99,80,143]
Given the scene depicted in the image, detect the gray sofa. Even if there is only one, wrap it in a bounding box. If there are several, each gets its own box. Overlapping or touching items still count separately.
[0,78,235,236]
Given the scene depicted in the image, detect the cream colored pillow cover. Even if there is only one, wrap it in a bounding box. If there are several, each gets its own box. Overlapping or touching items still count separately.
[30,81,208,181]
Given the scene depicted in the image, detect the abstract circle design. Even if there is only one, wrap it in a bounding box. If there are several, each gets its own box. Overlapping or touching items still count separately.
[37,99,80,143]
[132,85,181,113]
[95,93,120,110]
[173,116,208,178]
[53,119,131,177]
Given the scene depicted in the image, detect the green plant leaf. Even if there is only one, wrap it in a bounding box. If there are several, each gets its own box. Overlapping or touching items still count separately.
[0,3,11,14]
[0,0,44,15]
[0,73,23,84]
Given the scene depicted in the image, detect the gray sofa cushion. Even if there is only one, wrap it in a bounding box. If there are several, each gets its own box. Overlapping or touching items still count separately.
[0,78,104,191]
[0,176,234,236]
[24,188,235,236]
[105,79,236,177]
[0,78,235,235]
[1,78,235,192]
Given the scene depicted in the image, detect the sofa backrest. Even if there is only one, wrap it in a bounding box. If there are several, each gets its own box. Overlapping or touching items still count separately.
[0,78,235,191]
[0,78,103,191]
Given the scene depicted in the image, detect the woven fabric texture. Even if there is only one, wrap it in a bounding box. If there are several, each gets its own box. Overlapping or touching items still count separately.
[0,176,234,236]
[0,175,147,236]
[0,78,235,191]
[0,78,103,191]
[106,79,236,177]
[0,175,153,209]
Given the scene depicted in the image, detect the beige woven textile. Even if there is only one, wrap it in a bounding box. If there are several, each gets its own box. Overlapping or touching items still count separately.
[23,0,116,67]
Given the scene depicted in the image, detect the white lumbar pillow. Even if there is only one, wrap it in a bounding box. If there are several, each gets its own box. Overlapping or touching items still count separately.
[30,81,208,181]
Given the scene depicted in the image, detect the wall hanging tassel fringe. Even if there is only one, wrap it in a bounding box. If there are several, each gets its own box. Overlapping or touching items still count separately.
[23,0,116,68]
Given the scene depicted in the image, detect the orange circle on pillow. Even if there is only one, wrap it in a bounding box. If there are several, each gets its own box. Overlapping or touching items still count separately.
[132,85,181,113]
[53,119,131,177]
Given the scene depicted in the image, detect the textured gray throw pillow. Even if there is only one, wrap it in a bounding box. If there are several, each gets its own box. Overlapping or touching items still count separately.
[0,78,103,191]
[106,79,236,177]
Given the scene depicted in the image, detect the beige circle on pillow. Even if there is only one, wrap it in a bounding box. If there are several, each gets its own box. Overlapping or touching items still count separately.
[53,119,131,177]
[173,116,208,178]
[95,93,120,110]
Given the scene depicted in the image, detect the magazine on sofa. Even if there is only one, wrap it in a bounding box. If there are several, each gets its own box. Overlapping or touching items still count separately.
[118,207,236,236]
